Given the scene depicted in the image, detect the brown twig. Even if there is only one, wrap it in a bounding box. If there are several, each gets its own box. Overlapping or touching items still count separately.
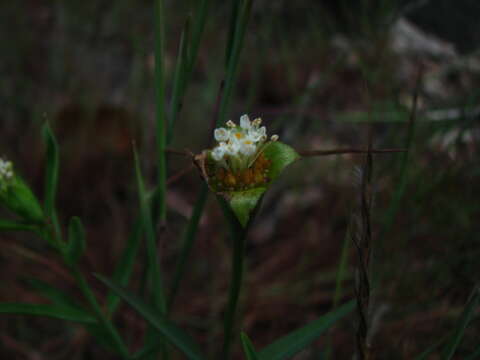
[298,148,405,157]
[166,164,194,185]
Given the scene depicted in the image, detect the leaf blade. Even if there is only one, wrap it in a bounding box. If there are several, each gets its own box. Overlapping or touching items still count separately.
[96,274,206,360]
[259,300,355,360]
[0,303,96,324]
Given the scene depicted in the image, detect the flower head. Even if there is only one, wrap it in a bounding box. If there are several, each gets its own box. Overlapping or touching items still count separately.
[0,158,14,191]
[206,114,278,191]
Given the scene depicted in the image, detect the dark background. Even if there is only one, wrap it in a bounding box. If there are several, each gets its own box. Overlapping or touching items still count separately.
[1,0,479,358]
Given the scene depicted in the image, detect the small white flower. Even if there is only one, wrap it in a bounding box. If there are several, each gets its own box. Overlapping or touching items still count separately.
[214,127,229,142]
[271,134,279,141]
[226,120,236,128]
[240,140,256,156]
[0,158,14,190]
[211,147,225,161]
[240,114,251,130]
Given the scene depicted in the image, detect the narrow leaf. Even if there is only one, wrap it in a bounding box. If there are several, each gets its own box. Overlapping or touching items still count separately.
[442,285,480,359]
[95,274,206,360]
[0,303,96,324]
[241,332,260,360]
[259,300,355,360]
[134,149,166,313]
[0,219,39,232]
[107,217,143,314]
[28,278,83,309]
[65,216,86,265]
[42,123,59,221]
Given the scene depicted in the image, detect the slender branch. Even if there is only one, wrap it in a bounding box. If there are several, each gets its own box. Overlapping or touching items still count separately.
[298,148,405,157]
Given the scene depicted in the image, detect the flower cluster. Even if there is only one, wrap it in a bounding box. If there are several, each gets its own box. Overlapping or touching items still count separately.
[207,115,278,191]
[211,114,278,173]
[0,158,14,191]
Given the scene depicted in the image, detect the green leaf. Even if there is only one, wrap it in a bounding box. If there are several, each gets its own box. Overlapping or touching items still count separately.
[28,278,83,309]
[0,303,96,324]
[442,284,480,359]
[258,300,355,360]
[226,141,299,227]
[262,141,300,181]
[0,219,39,232]
[42,122,59,221]
[96,274,206,360]
[241,332,260,360]
[64,216,86,266]
[229,187,266,227]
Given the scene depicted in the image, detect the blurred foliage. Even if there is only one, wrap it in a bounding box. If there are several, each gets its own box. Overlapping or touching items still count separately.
[0,0,479,359]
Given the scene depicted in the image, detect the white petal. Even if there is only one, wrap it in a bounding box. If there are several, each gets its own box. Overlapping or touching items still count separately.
[240,114,251,130]
[214,128,229,142]
[212,147,225,161]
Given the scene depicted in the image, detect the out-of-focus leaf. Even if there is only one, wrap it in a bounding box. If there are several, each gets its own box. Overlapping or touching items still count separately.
[64,216,86,266]
[96,274,206,360]
[0,303,96,324]
[258,301,355,360]
[241,332,260,360]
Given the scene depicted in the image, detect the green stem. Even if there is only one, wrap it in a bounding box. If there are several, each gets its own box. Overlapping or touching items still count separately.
[220,211,248,360]
[154,0,167,224]
[71,266,130,359]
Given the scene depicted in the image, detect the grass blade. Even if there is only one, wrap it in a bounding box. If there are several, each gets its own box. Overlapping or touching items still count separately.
[168,184,208,310]
[241,332,260,360]
[187,0,210,73]
[218,0,254,127]
[64,216,86,266]
[28,278,82,309]
[0,303,96,324]
[0,219,39,232]
[168,16,190,143]
[106,217,143,315]
[96,274,206,360]
[153,0,167,223]
[258,300,355,360]
[134,149,166,313]
[42,123,60,233]
[442,284,480,359]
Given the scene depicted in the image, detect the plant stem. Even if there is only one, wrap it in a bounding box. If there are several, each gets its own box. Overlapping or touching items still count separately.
[154,0,167,225]
[220,208,248,360]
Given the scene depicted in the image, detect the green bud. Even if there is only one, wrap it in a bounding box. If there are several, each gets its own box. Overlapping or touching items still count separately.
[0,159,44,223]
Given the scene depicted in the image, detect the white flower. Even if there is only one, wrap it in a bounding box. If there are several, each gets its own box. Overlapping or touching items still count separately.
[210,114,279,173]
[214,127,229,142]
[0,158,14,190]
[240,114,251,130]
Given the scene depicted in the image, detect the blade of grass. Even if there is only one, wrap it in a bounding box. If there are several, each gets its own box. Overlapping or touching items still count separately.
[167,16,191,143]
[218,0,254,127]
[258,300,355,360]
[42,122,61,243]
[0,303,96,324]
[153,0,167,224]
[167,184,208,310]
[0,219,39,233]
[187,0,211,73]
[241,332,260,360]
[106,217,143,315]
[134,149,166,313]
[225,0,242,68]
[96,274,206,360]
[441,284,480,359]
[28,278,83,309]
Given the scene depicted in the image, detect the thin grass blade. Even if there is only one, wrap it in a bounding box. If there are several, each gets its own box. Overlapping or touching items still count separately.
[442,284,480,359]
[0,303,96,324]
[96,274,206,360]
[258,300,355,360]
[241,332,260,360]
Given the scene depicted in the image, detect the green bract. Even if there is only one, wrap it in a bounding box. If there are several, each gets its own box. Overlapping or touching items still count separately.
[0,176,44,224]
